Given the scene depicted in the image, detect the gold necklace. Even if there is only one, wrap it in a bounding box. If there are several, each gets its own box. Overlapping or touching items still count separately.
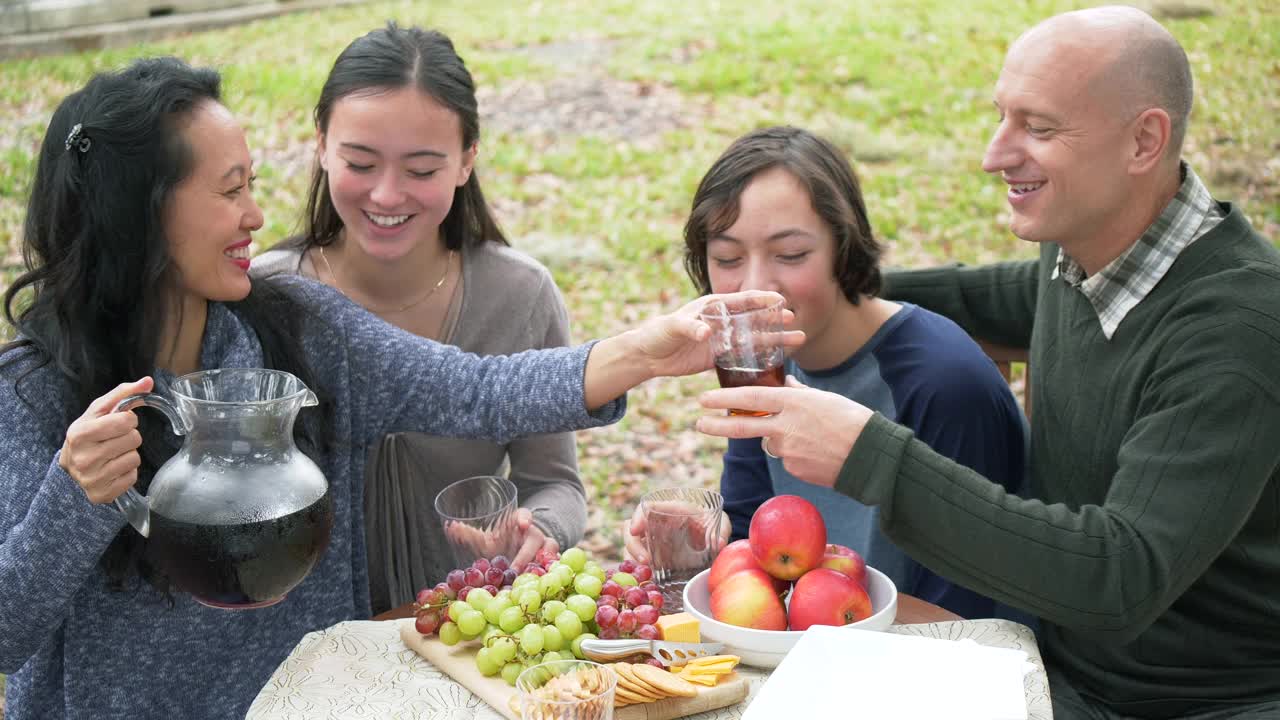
[318,245,455,314]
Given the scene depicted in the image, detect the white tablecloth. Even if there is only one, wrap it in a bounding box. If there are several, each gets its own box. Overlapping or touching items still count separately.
[248,618,1052,719]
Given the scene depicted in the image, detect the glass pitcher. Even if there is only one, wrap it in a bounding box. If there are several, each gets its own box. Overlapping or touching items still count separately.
[113,368,333,609]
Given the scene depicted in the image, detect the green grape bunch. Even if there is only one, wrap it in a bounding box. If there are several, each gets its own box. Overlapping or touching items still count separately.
[414,547,666,685]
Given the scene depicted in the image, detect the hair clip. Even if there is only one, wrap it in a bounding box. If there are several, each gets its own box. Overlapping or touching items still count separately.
[65,123,91,153]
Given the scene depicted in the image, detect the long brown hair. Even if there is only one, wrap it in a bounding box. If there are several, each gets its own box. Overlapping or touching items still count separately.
[296,23,506,252]
[4,57,331,592]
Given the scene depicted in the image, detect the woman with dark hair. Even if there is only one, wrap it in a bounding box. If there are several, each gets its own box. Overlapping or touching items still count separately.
[626,126,1027,620]
[254,24,582,615]
[0,57,791,719]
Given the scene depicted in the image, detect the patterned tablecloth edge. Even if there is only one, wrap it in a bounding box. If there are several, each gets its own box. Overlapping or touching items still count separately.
[248,618,1052,720]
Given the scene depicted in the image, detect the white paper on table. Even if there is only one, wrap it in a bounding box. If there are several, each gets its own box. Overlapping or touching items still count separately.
[743,625,1034,720]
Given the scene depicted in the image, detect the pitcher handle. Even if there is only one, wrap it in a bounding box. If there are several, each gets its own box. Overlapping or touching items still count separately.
[110,393,188,538]
[114,393,189,435]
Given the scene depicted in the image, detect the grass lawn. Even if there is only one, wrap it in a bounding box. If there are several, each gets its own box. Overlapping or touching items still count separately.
[0,0,1276,568]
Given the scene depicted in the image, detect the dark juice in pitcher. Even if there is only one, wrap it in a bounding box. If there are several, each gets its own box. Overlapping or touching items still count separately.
[145,492,333,608]
[714,363,785,416]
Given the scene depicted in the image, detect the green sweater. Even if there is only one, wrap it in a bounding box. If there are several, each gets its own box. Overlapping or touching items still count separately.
[848,204,1280,718]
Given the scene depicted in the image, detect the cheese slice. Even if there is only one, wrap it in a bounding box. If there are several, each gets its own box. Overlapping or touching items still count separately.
[679,666,736,686]
[682,668,728,676]
[688,662,736,673]
[656,612,700,643]
[687,654,739,665]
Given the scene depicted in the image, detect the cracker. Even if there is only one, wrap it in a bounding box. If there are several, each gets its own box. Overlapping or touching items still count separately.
[633,662,700,698]
[617,676,661,699]
[613,662,667,698]
[614,685,657,704]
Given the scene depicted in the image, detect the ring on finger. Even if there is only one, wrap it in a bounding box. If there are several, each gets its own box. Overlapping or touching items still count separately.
[762,436,780,459]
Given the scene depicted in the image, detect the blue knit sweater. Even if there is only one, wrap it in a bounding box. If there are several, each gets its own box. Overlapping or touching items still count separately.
[0,277,624,719]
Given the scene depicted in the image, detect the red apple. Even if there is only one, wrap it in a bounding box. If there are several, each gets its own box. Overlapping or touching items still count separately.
[749,495,827,581]
[709,568,788,631]
[787,568,873,631]
[709,539,790,595]
[819,543,868,588]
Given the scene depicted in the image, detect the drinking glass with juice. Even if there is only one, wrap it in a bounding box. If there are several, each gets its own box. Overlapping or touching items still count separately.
[699,296,786,416]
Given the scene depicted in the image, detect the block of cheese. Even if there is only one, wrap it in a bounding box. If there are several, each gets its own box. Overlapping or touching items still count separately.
[655,611,700,643]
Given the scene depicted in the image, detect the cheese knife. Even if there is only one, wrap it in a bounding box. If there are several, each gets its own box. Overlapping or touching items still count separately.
[578,638,725,667]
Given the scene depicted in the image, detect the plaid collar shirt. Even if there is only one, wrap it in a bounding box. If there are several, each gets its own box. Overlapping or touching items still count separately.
[1053,163,1224,339]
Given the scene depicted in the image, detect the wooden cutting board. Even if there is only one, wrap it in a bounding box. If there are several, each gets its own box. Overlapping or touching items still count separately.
[400,622,748,720]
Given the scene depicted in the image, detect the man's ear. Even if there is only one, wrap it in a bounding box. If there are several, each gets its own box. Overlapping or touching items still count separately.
[1129,108,1172,175]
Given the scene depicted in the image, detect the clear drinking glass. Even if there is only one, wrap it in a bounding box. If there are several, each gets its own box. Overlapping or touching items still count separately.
[517,659,616,720]
[698,296,786,416]
[641,487,724,612]
[433,475,519,568]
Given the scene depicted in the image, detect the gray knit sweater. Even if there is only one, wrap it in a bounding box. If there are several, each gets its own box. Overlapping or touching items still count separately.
[0,276,624,719]
[253,242,587,614]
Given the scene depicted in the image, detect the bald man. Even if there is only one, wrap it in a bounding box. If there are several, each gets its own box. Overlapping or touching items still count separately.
[697,7,1280,719]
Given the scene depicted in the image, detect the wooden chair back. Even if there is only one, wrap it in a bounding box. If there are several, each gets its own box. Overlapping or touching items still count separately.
[976,340,1031,418]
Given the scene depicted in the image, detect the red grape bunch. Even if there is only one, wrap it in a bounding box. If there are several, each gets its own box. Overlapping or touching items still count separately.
[414,554,513,635]
[591,558,664,645]
[413,549,560,636]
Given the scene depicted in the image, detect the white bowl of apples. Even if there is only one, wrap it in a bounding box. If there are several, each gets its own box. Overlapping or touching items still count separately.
[681,496,898,668]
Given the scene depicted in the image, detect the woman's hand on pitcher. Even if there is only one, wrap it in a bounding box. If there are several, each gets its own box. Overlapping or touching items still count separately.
[59,377,154,504]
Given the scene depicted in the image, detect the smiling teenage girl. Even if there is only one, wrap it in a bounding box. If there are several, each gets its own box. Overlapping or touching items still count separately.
[254,25,584,614]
